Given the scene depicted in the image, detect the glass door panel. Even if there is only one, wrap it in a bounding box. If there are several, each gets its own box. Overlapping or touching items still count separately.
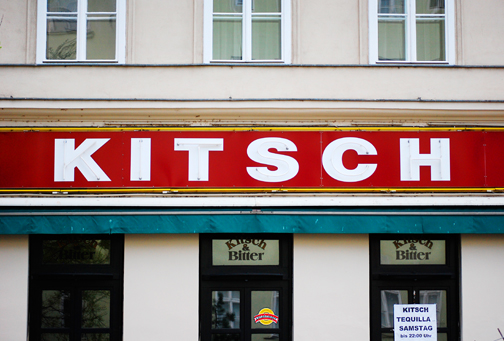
[212,291,241,329]
[251,291,280,329]
[251,334,280,341]
[380,290,408,328]
[420,290,447,328]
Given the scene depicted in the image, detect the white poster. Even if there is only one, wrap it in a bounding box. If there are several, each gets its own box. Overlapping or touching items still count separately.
[394,304,437,341]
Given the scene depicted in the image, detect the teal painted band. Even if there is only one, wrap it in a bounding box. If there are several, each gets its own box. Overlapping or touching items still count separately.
[0,210,503,234]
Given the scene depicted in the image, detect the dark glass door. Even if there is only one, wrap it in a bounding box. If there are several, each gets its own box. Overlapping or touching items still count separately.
[371,280,458,341]
[29,235,124,341]
[200,234,292,341]
[202,280,290,341]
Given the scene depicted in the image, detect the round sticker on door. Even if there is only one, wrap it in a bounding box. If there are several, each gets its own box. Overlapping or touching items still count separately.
[254,308,279,325]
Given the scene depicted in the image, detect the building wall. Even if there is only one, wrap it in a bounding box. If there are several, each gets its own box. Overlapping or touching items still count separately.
[461,234,504,341]
[2,0,504,65]
[293,234,369,340]
[123,234,199,341]
[0,235,28,340]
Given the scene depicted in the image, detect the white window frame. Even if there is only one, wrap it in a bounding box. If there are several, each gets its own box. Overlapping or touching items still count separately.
[369,0,455,64]
[203,0,291,63]
[36,0,126,64]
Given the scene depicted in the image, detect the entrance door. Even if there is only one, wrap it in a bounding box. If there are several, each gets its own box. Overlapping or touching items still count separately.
[370,235,460,341]
[371,280,458,341]
[29,234,124,341]
[200,234,292,341]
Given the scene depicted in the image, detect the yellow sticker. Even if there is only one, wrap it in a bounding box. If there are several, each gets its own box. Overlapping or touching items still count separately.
[254,308,279,325]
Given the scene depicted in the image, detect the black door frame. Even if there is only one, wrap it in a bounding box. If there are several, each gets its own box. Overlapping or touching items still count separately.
[369,234,460,341]
[28,234,124,341]
[200,234,293,341]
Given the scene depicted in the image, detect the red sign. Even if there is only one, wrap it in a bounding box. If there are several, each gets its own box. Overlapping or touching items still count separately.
[0,129,502,192]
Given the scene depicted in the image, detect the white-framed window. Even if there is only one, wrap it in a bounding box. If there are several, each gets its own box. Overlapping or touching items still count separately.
[36,0,126,64]
[369,0,455,64]
[203,0,291,63]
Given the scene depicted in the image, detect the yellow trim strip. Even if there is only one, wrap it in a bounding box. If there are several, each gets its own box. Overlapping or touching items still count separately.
[2,127,504,132]
[0,188,503,193]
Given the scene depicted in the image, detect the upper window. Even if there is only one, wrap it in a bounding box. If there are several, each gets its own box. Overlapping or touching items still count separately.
[36,0,126,63]
[369,0,455,64]
[204,0,291,63]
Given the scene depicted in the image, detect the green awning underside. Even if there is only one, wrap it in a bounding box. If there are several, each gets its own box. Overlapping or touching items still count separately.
[1,208,504,234]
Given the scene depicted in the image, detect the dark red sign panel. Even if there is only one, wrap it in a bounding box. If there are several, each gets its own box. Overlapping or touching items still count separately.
[0,129,501,192]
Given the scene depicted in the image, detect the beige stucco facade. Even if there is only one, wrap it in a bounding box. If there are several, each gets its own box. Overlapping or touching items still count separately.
[1,0,504,340]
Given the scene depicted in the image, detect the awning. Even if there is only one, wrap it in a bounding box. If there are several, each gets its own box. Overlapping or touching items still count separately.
[1,208,504,234]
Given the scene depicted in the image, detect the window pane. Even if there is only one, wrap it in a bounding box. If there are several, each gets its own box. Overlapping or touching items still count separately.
[251,291,280,329]
[212,291,241,329]
[48,0,77,12]
[211,335,241,341]
[82,290,111,328]
[378,0,405,14]
[252,16,281,60]
[42,290,71,328]
[46,17,77,60]
[438,333,448,341]
[213,16,242,60]
[213,239,280,266]
[43,239,111,264]
[380,240,446,265]
[81,334,110,341]
[420,290,447,328]
[253,0,281,13]
[378,18,405,60]
[381,333,394,341]
[380,290,408,328]
[88,0,116,12]
[86,16,117,60]
[416,19,445,61]
[252,334,279,341]
[214,0,243,13]
[416,0,445,14]
[42,334,70,341]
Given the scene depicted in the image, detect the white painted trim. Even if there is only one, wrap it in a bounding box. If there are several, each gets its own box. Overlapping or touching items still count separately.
[36,0,47,64]
[36,0,126,64]
[368,0,455,64]
[1,196,504,207]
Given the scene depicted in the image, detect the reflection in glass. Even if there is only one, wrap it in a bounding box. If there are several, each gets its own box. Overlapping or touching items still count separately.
[46,17,77,60]
[252,334,280,340]
[86,17,117,59]
[213,17,242,60]
[416,0,445,14]
[253,0,281,13]
[48,0,77,12]
[214,0,243,13]
[381,290,408,328]
[82,290,111,328]
[43,239,111,264]
[88,0,116,12]
[378,18,405,60]
[42,290,71,328]
[41,334,70,341]
[212,291,240,329]
[252,16,281,60]
[252,291,280,329]
[81,334,110,341]
[378,0,405,14]
[420,290,447,328]
[416,19,445,61]
[211,335,241,341]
